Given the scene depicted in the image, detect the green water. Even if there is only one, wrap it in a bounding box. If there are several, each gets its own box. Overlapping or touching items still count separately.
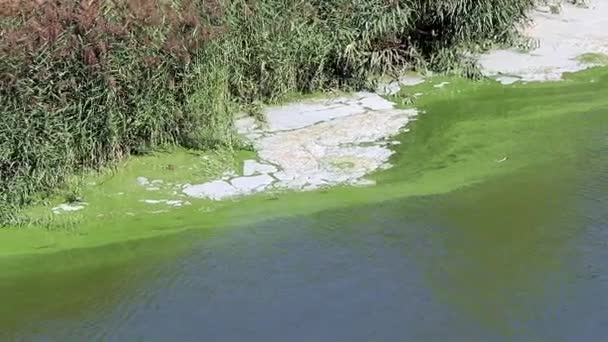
[0,68,606,339]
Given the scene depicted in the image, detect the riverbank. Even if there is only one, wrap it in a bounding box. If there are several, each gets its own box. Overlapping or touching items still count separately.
[1,66,607,260]
[2,4,608,339]
[0,0,535,223]
[3,75,607,342]
[2,0,608,258]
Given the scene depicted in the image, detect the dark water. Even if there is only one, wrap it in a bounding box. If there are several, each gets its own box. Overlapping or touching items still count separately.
[4,141,607,340]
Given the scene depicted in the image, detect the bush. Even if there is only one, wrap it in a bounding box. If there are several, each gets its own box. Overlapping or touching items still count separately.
[0,0,534,224]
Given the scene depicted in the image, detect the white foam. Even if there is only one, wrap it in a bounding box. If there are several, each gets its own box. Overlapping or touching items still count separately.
[183,92,417,200]
[480,1,608,82]
[377,75,426,95]
[243,160,278,176]
[136,177,149,186]
[230,174,275,194]
[141,199,192,207]
[183,180,239,200]
[52,203,88,214]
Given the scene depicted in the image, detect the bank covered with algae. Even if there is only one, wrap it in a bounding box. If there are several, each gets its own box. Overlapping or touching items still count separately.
[1,66,606,265]
[0,64,606,340]
[2,0,607,259]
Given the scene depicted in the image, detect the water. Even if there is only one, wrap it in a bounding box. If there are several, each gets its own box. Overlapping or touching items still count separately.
[5,161,607,340]
[1,71,607,340]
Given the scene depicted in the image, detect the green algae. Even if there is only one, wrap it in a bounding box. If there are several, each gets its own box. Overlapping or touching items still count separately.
[0,67,607,339]
[576,53,608,65]
[381,68,608,185]
[1,67,607,262]
[421,163,582,334]
[0,229,219,335]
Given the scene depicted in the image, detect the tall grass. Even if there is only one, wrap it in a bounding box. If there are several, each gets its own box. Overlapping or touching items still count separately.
[0,0,535,224]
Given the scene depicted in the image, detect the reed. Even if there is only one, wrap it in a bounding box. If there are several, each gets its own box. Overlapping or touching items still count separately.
[0,0,535,224]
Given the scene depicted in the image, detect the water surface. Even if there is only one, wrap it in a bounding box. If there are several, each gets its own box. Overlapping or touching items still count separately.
[1,69,607,340]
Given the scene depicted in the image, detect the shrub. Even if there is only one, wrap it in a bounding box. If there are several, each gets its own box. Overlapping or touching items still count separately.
[0,0,535,224]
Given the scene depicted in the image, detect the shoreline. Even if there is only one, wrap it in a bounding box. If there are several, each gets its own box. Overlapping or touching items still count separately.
[128,0,608,203]
[479,0,608,82]
[1,2,608,258]
[181,92,417,201]
[2,65,607,259]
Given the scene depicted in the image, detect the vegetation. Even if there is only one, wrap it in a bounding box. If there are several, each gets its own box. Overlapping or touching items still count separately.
[0,0,535,224]
[577,53,608,65]
[1,66,606,257]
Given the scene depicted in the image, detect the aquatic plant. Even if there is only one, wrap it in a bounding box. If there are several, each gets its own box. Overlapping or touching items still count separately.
[0,0,535,224]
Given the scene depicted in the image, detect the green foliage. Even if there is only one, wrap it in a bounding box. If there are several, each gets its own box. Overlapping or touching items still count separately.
[0,0,535,224]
